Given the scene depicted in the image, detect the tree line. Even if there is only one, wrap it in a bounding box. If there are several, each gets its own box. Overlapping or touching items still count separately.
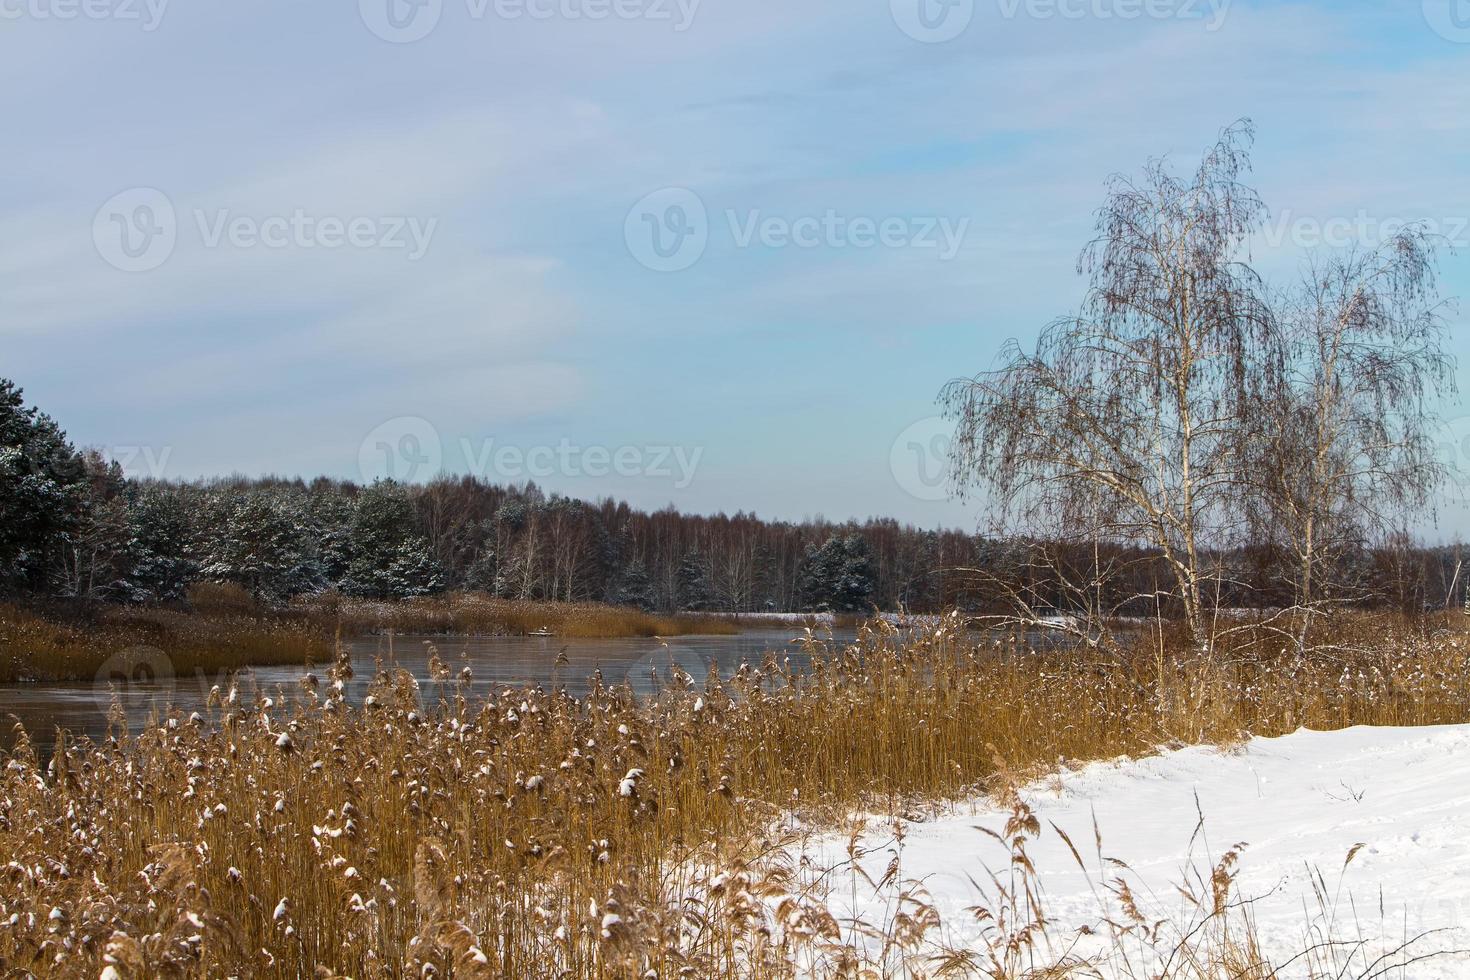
[0,380,970,612]
[2,375,1466,618]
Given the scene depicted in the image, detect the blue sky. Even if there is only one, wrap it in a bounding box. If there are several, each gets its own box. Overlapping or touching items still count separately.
[5,0,1470,532]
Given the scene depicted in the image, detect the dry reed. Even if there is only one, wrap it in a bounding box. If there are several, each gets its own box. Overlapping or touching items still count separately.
[0,591,744,684]
[0,602,330,684]
[295,592,742,639]
[0,614,1467,976]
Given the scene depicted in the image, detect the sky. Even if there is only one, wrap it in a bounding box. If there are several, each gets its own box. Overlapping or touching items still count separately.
[4,0,1470,534]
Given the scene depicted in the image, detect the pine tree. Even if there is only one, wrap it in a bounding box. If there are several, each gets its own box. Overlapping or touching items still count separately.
[303,488,355,590]
[199,490,320,601]
[675,550,716,611]
[342,480,444,599]
[831,533,876,612]
[0,379,86,594]
[797,534,876,612]
[613,559,657,612]
[796,541,835,611]
[122,485,198,603]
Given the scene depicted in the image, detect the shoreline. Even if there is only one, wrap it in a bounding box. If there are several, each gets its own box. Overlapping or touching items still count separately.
[0,593,852,684]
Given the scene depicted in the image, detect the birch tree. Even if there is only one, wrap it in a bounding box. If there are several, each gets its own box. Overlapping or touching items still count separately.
[1248,232,1454,647]
[941,122,1270,649]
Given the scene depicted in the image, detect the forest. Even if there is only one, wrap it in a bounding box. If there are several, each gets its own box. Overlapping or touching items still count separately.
[3,377,1466,619]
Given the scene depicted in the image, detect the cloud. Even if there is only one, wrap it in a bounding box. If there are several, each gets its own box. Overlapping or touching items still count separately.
[5,0,1469,527]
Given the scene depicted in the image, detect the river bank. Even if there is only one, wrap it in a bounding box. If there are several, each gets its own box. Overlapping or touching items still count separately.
[0,589,824,685]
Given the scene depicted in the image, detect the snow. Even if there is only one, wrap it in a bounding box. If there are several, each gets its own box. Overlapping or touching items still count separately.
[727,611,944,627]
[793,725,1470,976]
[729,612,837,623]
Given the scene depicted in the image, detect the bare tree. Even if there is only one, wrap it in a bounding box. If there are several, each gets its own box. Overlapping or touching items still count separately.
[1248,231,1454,647]
[951,534,1163,649]
[942,122,1270,649]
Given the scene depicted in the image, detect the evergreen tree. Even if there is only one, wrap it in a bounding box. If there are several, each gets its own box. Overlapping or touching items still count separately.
[612,559,657,612]
[675,550,716,611]
[200,490,319,601]
[891,530,940,611]
[0,379,86,594]
[831,534,877,612]
[343,480,444,599]
[123,485,199,603]
[796,540,838,611]
[303,488,355,589]
[797,534,876,612]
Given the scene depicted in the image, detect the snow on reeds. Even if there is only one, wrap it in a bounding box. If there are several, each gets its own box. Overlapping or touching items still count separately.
[1,614,1468,976]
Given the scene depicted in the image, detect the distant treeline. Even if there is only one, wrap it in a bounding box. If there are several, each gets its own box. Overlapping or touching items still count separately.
[3,379,1466,615]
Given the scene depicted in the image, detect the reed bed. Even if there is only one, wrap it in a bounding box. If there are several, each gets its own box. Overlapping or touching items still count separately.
[297,592,742,639]
[1,615,1468,977]
[0,592,743,683]
[0,603,330,684]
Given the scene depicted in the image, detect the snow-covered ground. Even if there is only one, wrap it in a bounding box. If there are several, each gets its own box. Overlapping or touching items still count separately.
[792,726,1470,976]
[726,612,941,626]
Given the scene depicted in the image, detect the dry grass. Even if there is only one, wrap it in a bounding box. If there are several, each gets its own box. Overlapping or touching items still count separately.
[0,592,743,683]
[771,798,1456,978]
[298,592,742,639]
[0,602,330,684]
[1,614,1468,976]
